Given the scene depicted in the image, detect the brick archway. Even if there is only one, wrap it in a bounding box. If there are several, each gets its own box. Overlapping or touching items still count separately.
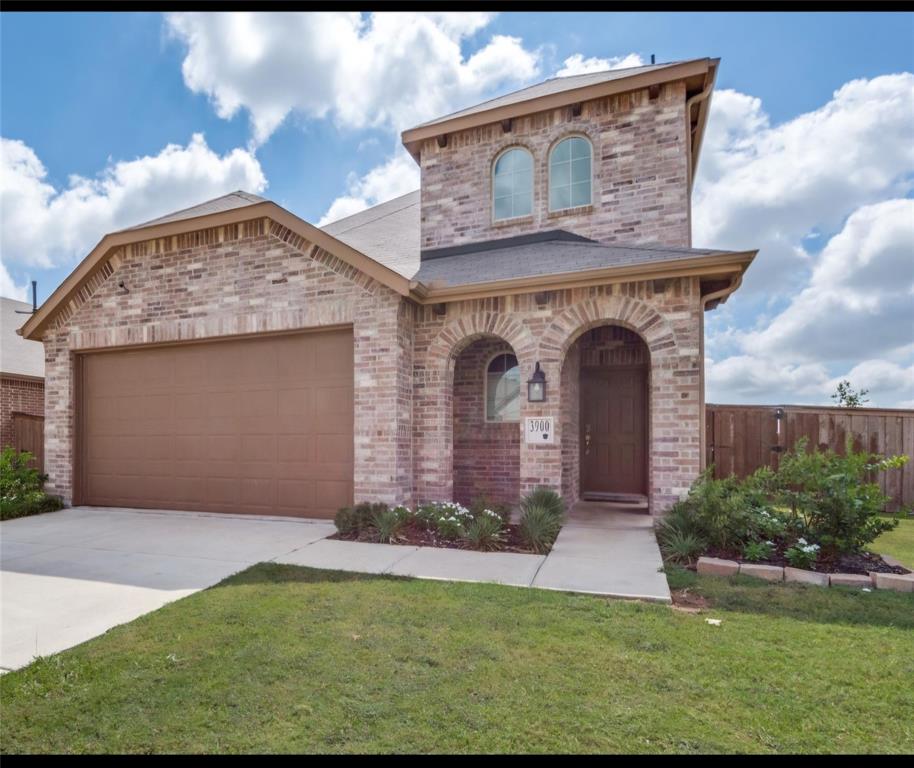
[414,313,537,504]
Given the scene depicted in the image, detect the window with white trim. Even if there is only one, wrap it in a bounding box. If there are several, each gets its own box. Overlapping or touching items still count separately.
[492,148,533,221]
[485,353,520,422]
[549,136,592,211]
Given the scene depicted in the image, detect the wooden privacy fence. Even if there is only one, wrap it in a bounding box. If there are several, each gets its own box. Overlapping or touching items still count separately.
[705,404,914,512]
[10,413,44,473]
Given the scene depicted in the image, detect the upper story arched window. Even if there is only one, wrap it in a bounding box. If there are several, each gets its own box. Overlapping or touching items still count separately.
[492,147,533,221]
[549,136,592,212]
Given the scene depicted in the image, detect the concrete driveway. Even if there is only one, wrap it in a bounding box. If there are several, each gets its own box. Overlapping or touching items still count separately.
[0,507,335,671]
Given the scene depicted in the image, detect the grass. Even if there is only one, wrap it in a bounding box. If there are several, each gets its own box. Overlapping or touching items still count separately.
[871,516,914,568]
[1,563,912,754]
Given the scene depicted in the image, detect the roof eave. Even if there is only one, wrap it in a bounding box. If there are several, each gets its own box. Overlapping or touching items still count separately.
[401,58,714,162]
[408,249,756,304]
[20,201,412,341]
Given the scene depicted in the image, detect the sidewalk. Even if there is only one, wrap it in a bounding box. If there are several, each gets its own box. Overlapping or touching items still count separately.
[273,501,671,603]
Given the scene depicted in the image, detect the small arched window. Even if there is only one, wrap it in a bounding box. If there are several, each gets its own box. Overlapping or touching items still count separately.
[549,136,592,211]
[493,148,533,221]
[485,353,520,423]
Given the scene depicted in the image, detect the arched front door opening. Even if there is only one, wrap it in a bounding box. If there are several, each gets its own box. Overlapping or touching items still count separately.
[562,325,650,504]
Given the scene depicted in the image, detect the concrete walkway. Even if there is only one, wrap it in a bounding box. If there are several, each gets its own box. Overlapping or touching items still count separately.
[1,502,669,670]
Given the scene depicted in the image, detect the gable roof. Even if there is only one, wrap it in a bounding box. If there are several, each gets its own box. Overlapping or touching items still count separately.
[321,191,420,278]
[124,191,267,230]
[1,297,44,378]
[401,57,719,169]
[18,193,413,341]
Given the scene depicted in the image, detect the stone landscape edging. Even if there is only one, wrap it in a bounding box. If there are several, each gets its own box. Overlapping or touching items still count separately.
[696,557,914,593]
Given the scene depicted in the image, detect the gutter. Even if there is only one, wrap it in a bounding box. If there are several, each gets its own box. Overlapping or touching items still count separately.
[685,61,717,191]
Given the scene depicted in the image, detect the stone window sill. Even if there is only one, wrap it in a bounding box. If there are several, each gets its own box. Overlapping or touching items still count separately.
[492,215,534,229]
[547,205,593,220]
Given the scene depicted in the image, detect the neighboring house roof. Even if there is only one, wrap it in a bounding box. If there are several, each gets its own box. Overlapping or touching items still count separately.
[321,191,420,279]
[123,191,268,230]
[412,231,754,301]
[1,297,44,378]
[401,57,719,174]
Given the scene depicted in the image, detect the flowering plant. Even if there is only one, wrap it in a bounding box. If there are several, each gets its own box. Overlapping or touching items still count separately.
[784,538,820,570]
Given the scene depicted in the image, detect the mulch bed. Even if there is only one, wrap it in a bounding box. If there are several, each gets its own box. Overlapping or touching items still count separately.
[330,519,539,554]
[698,546,909,575]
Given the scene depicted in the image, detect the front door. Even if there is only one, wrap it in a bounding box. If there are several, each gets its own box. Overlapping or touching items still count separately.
[580,367,647,497]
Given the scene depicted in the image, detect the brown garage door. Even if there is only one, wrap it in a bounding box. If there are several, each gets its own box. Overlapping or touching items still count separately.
[79,328,353,518]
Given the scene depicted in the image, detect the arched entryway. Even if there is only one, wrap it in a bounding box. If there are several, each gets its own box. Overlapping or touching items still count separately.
[561,325,650,504]
[452,336,521,506]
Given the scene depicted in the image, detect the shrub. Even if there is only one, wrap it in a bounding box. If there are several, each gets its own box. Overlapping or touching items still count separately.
[470,495,512,525]
[334,502,389,537]
[519,504,563,554]
[463,511,505,551]
[435,514,466,540]
[656,520,706,565]
[665,469,753,551]
[519,487,565,519]
[0,447,64,521]
[776,437,903,557]
[784,538,820,570]
[372,506,406,544]
[742,540,775,563]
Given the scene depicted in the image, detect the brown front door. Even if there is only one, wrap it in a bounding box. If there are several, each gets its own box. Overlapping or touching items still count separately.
[580,367,647,497]
[78,328,353,518]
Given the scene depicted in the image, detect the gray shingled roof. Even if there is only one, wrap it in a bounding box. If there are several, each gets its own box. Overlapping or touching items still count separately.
[321,191,420,278]
[124,191,267,231]
[414,235,733,290]
[411,60,695,130]
[0,297,44,377]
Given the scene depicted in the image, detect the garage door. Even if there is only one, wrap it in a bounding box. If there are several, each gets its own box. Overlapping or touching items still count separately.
[79,329,353,518]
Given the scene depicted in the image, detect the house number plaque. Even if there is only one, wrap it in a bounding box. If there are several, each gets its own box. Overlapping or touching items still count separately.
[525,417,554,444]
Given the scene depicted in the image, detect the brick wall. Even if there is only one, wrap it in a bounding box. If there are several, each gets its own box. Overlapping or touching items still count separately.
[413,277,702,513]
[1,375,45,447]
[40,217,412,507]
[419,81,690,251]
[452,337,520,505]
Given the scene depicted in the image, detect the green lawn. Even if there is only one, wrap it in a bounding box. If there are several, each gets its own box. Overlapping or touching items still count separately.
[1,564,912,754]
[872,516,914,568]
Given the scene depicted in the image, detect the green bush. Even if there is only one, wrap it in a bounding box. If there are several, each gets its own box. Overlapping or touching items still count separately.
[463,511,505,551]
[469,495,512,525]
[776,437,903,557]
[372,506,406,544]
[334,502,389,537]
[519,504,563,554]
[742,540,775,563]
[519,487,565,519]
[656,519,706,565]
[784,538,820,570]
[0,447,64,521]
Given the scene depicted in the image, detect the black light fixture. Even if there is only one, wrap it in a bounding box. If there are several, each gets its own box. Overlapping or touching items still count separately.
[527,362,546,402]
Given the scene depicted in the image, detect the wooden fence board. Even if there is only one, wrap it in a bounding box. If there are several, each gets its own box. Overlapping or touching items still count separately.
[706,404,914,512]
[11,413,44,474]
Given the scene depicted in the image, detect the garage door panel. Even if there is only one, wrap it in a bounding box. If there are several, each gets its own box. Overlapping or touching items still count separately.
[81,329,353,518]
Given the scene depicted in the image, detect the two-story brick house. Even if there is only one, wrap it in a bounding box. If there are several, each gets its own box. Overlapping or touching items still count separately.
[19,58,755,518]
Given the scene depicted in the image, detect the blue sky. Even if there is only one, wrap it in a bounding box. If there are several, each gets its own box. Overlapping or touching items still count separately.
[2,11,913,405]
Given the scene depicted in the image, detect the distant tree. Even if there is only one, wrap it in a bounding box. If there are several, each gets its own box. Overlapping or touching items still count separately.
[831,380,870,408]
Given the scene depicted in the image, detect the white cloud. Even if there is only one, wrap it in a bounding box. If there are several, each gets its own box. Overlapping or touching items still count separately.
[707,199,914,407]
[0,134,266,271]
[166,12,541,146]
[694,74,914,294]
[0,260,28,301]
[556,52,644,77]
[317,151,419,226]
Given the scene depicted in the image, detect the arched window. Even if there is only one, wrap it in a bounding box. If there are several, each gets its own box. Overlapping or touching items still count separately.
[549,136,592,211]
[493,148,533,221]
[485,353,520,422]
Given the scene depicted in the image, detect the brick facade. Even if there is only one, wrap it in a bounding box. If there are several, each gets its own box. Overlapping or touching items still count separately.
[452,337,520,505]
[419,82,691,251]
[41,218,410,507]
[1,375,45,448]
[38,73,713,516]
[411,278,702,512]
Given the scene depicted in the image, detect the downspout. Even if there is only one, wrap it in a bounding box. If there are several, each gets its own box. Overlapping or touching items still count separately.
[684,73,715,246]
[698,272,743,471]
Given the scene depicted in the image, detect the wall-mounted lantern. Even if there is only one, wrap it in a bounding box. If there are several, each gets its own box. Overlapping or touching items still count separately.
[527,362,546,402]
